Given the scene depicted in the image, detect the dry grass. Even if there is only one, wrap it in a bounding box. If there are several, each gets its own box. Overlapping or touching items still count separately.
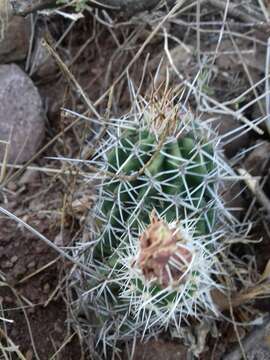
[1,0,270,358]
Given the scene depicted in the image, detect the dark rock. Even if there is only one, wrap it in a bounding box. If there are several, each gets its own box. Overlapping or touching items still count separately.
[0,15,30,63]
[29,32,58,79]
[0,64,45,164]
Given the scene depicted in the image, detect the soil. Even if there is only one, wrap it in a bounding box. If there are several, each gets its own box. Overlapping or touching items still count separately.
[1,2,270,359]
[0,183,83,359]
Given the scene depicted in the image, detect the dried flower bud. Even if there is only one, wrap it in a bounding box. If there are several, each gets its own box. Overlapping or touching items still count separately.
[138,211,193,288]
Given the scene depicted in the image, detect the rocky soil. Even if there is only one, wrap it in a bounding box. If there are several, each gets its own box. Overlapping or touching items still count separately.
[1,0,270,359]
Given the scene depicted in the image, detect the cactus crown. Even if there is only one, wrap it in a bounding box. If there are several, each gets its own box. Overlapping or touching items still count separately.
[73,89,237,353]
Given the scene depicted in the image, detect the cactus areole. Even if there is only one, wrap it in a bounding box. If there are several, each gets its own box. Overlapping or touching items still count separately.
[74,94,237,351]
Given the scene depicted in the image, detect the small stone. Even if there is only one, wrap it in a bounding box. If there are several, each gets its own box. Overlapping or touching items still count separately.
[0,64,45,164]
[25,349,33,360]
[43,283,50,294]
[10,255,18,263]
[30,33,58,79]
[27,261,36,269]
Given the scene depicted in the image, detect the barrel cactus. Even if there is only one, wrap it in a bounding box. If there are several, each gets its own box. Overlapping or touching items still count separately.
[72,90,240,355]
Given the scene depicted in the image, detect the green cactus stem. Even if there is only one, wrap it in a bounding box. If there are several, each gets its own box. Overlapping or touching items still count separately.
[71,91,242,355]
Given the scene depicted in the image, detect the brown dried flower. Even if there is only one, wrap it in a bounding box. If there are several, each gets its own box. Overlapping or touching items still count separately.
[138,211,193,288]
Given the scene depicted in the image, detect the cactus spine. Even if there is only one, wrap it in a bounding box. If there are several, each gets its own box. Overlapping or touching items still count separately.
[73,90,238,354]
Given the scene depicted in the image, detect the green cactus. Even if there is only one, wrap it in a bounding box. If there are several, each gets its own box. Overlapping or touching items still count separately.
[72,92,239,355]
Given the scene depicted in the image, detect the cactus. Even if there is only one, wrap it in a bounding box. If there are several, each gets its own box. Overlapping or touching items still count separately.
[72,90,239,354]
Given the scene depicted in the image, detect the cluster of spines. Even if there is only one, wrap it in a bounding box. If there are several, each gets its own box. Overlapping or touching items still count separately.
[72,98,238,354]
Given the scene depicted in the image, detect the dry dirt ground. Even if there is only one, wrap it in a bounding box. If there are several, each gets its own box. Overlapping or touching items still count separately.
[1,2,270,359]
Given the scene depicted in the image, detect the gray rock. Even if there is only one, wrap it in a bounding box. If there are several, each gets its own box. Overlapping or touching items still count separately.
[29,32,58,79]
[0,15,30,63]
[224,316,270,360]
[0,64,45,164]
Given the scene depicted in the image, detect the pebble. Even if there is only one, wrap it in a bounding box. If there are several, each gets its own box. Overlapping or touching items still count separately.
[27,261,36,269]
[43,283,50,294]
[25,349,33,360]
[30,32,58,79]
[0,64,45,164]
[10,255,18,263]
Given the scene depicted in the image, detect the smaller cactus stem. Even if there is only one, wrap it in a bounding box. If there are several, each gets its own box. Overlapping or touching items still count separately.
[138,210,194,288]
